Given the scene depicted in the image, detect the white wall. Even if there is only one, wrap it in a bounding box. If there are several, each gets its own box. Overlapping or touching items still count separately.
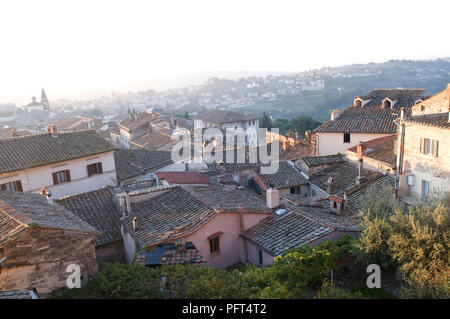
[246,240,274,267]
[317,132,390,155]
[0,151,117,199]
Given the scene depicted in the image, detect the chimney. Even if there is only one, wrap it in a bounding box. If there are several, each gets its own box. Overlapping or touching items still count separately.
[282,140,290,151]
[305,131,311,142]
[356,142,364,158]
[295,131,299,139]
[46,124,57,135]
[132,217,138,230]
[327,176,334,194]
[119,192,132,216]
[40,186,53,204]
[10,129,18,138]
[330,109,340,121]
[266,187,280,209]
[356,158,363,184]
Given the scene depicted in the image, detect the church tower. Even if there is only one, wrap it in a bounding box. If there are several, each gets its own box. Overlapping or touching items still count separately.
[41,88,49,111]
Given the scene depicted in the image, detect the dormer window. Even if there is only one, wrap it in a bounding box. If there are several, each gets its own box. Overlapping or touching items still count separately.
[382,98,392,109]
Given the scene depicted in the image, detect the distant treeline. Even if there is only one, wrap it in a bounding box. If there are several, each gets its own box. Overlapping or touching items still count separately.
[260,112,321,137]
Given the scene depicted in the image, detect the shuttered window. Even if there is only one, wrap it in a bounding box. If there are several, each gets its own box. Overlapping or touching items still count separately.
[0,180,23,192]
[420,138,439,157]
[209,237,220,254]
[52,170,71,185]
[87,162,103,177]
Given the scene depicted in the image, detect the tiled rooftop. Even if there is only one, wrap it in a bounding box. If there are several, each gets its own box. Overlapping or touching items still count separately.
[114,149,173,181]
[308,160,382,197]
[242,210,333,256]
[0,191,99,243]
[347,134,397,168]
[301,154,345,167]
[121,186,216,247]
[130,131,172,150]
[405,113,450,129]
[119,112,154,132]
[0,130,116,174]
[314,89,425,133]
[56,187,122,246]
[256,161,307,190]
[183,182,270,213]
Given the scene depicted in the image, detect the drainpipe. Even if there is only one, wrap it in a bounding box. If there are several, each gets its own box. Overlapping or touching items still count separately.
[396,108,406,187]
[238,206,248,264]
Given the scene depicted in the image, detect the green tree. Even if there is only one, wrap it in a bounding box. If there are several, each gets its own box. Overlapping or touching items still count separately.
[259,112,272,130]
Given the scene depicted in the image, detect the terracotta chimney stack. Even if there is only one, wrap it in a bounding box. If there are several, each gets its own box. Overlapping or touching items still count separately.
[305,131,311,142]
[330,109,340,121]
[356,142,364,158]
[282,140,290,151]
[10,129,18,138]
[46,124,57,135]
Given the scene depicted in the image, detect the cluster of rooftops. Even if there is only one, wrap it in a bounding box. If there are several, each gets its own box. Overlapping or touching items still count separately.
[1,84,449,268]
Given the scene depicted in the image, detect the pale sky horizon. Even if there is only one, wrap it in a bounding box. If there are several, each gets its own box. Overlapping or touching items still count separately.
[1,0,449,104]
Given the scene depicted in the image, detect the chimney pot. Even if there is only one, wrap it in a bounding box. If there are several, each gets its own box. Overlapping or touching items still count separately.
[132,217,138,230]
[266,188,280,209]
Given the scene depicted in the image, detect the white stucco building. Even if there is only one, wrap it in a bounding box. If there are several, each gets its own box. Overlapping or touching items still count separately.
[0,126,117,199]
[313,89,426,156]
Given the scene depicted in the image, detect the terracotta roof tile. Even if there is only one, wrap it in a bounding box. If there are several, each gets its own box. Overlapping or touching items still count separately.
[56,187,122,246]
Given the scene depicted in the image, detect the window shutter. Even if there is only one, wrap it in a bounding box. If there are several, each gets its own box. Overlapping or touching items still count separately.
[0,184,6,191]
[433,140,439,157]
[52,172,59,185]
[97,162,103,174]
[420,138,424,154]
[15,181,23,192]
[65,170,71,182]
[87,164,94,177]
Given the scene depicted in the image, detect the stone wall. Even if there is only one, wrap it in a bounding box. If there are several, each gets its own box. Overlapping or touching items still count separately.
[95,240,125,269]
[401,123,450,199]
[0,226,98,294]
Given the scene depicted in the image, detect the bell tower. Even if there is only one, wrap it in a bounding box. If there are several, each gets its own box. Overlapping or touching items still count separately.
[41,88,49,111]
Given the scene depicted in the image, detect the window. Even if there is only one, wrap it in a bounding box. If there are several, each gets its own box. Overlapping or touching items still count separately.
[52,170,71,185]
[0,180,23,192]
[420,138,439,157]
[209,236,220,254]
[290,186,301,194]
[343,133,351,143]
[258,249,263,265]
[87,162,103,177]
[421,180,430,200]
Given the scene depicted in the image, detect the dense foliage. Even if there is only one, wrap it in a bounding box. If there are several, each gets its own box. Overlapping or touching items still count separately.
[50,236,355,299]
[356,193,450,298]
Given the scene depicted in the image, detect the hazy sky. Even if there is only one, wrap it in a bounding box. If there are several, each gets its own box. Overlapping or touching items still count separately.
[1,0,449,104]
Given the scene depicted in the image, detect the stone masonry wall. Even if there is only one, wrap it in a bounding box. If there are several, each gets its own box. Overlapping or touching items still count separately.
[0,227,98,294]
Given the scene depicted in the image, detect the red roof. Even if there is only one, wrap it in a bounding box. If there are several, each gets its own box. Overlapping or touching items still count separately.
[155,172,210,185]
